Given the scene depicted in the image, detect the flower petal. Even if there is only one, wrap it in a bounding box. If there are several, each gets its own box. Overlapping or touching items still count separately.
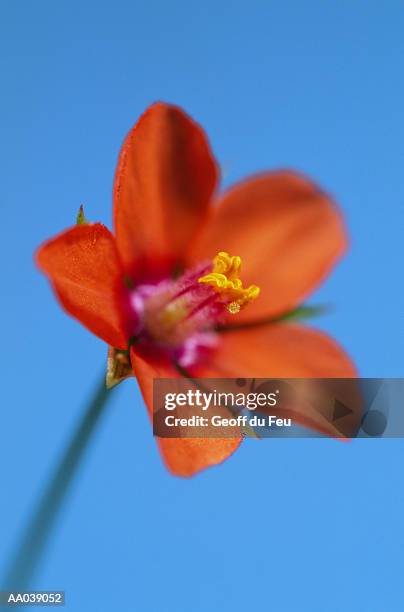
[204,323,356,377]
[113,102,219,280]
[201,323,358,437]
[188,171,347,321]
[130,348,241,477]
[36,224,127,348]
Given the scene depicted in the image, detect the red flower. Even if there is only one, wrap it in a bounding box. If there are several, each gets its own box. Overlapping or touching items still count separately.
[36,103,356,477]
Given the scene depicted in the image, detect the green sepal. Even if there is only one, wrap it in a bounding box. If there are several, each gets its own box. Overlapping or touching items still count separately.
[275,303,331,323]
[106,347,134,389]
[76,204,88,225]
[217,303,331,333]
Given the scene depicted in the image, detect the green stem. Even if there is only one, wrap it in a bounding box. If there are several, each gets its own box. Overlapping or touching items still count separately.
[2,377,112,590]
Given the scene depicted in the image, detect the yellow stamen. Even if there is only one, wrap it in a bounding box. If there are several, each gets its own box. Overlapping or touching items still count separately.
[198,251,260,314]
[227,301,241,314]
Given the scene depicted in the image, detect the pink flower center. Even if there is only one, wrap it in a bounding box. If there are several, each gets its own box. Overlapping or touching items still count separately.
[128,252,260,367]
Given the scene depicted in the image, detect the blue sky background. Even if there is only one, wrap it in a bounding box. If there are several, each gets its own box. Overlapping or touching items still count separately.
[1,1,404,610]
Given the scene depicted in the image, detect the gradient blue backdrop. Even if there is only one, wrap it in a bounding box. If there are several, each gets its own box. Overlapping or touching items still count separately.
[1,1,404,610]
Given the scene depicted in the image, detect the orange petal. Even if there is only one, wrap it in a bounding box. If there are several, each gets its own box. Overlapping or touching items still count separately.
[187,171,347,321]
[201,323,358,437]
[130,348,241,477]
[36,224,127,349]
[203,323,356,377]
[113,102,218,280]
